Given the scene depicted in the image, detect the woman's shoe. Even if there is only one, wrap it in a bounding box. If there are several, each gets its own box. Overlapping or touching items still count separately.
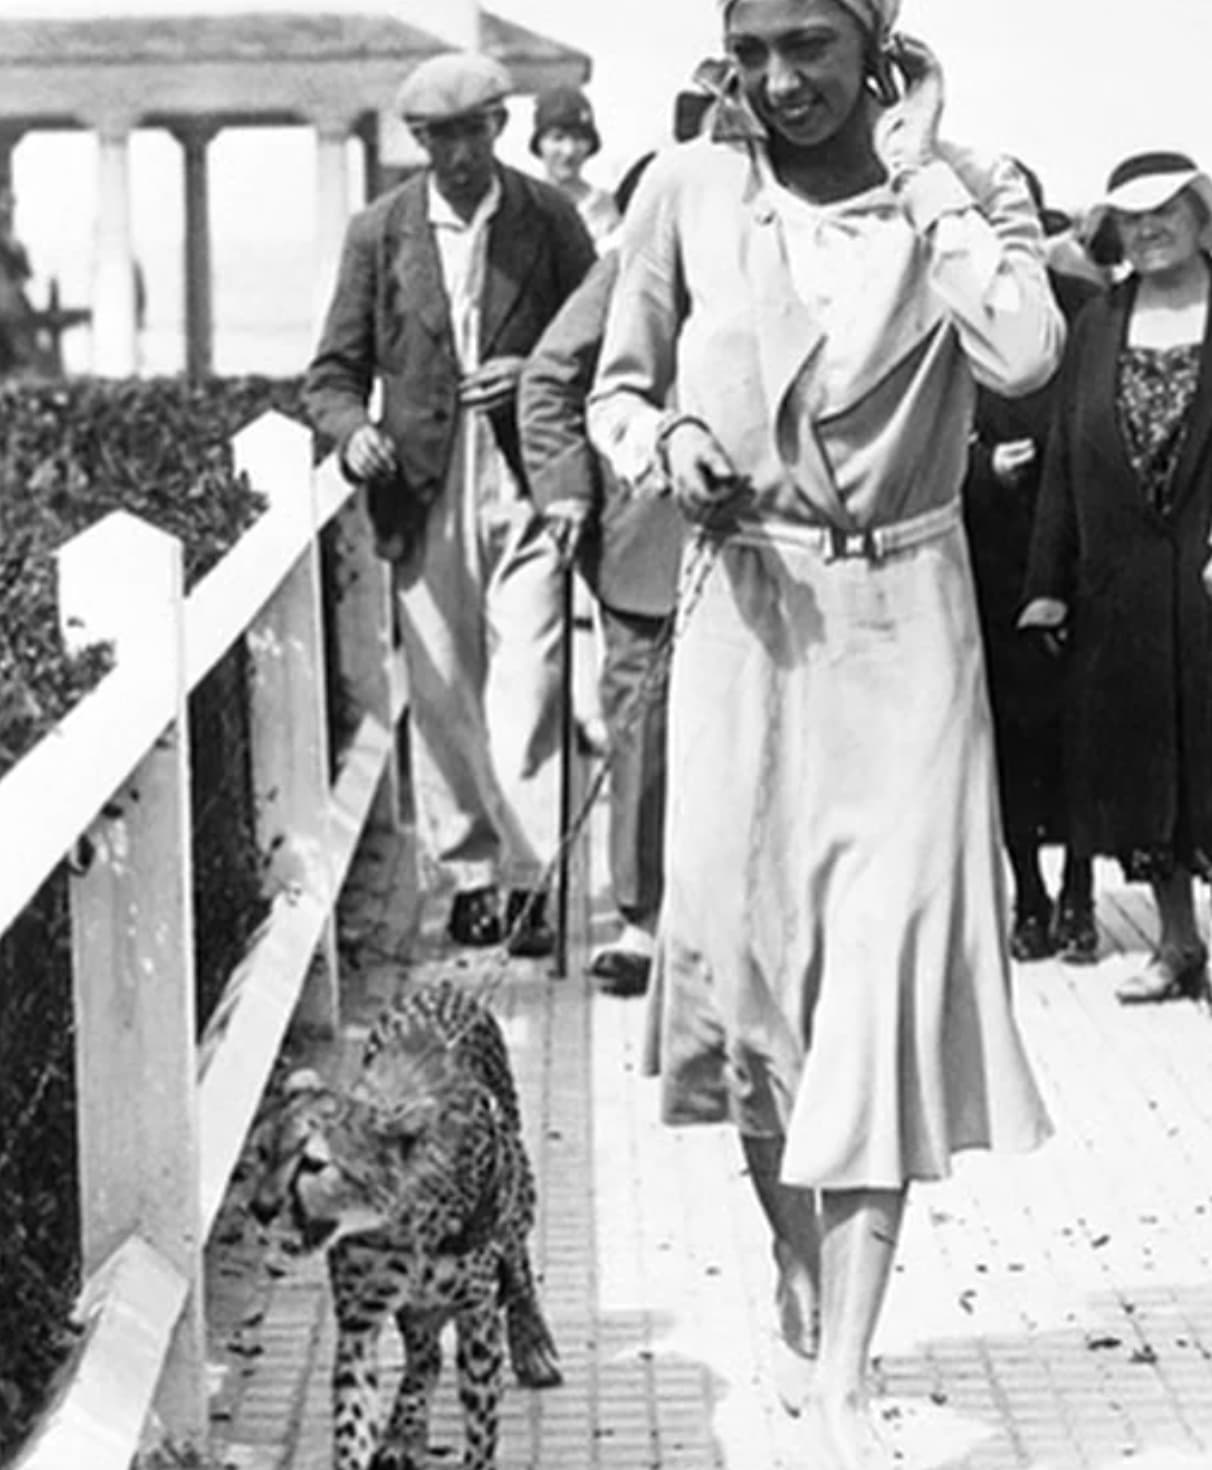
[1009,905,1054,962]
[1052,900,1099,964]
[1116,945,1208,1004]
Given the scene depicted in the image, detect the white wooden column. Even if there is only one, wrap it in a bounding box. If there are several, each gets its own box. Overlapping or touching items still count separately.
[312,114,355,334]
[172,120,220,381]
[89,114,139,377]
[58,512,206,1444]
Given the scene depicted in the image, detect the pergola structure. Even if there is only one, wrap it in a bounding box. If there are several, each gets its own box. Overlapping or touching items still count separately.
[0,5,590,377]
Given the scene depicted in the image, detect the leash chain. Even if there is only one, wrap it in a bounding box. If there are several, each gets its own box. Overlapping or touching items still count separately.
[448,526,728,1032]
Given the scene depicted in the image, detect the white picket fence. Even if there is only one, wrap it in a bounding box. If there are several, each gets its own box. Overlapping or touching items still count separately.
[0,411,408,1470]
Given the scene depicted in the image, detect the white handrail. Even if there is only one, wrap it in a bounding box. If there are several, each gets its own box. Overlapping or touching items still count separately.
[4,409,402,1469]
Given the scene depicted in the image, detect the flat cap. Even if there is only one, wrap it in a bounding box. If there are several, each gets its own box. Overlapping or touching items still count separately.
[396,51,512,124]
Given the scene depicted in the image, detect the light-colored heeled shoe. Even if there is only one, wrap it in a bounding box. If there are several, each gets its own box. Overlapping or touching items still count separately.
[804,1393,897,1469]
[772,1331,817,1416]
[1116,944,1208,1004]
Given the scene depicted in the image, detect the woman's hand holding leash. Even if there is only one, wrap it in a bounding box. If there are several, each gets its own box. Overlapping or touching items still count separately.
[657,414,752,530]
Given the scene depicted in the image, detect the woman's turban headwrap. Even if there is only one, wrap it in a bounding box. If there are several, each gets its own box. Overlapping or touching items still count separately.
[718,0,901,41]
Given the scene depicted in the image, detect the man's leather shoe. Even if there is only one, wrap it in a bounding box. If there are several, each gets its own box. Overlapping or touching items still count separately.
[447,887,502,947]
[505,890,555,959]
[1052,900,1098,965]
[1009,905,1053,962]
[589,946,651,997]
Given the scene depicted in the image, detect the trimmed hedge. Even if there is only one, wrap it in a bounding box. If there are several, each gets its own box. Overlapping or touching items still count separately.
[0,374,307,1463]
[0,375,306,778]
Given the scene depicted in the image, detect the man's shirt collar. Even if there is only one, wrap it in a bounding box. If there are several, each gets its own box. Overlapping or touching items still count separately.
[427,171,503,232]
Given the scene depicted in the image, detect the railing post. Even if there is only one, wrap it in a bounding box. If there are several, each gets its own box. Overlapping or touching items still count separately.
[234,413,340,1037]
[57,512,206,1446]
[330,482,402,830]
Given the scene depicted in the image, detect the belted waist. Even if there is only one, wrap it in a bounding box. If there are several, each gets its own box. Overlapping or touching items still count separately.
[727,500,962,562]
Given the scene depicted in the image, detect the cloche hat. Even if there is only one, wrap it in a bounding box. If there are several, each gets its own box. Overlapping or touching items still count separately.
[529,86,601,157]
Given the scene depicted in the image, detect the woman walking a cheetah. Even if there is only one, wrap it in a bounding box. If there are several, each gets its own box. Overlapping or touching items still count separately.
[588,0,1057,1462]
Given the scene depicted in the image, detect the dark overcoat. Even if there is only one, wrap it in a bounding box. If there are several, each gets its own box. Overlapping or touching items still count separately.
[303,164,595,551]
[1024,272,1212,859]
[963,269,1099,844]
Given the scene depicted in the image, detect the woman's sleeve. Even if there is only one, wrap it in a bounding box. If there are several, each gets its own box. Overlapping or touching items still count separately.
[897,150,1065,398]
[587,155,686,492]
[1022,317,1085,605]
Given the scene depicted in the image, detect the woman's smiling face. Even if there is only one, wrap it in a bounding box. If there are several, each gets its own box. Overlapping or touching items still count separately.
[1115,189,1207,279]
[726,0,869,150]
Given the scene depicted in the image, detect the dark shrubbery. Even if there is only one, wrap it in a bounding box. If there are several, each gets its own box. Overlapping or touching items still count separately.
[0,374,306,1463]
[0,374,305,778]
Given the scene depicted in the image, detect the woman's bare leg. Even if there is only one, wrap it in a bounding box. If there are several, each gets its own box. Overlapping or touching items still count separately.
[807,1186,907,1468]
[740,1134,821,1409]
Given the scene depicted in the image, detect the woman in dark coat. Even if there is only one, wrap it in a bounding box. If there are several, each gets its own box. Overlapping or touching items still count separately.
[964,168,1100,964]
[1023,151,1212,1004]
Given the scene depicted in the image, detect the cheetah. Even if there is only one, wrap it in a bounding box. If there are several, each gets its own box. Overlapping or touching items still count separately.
[247,980,561,1470]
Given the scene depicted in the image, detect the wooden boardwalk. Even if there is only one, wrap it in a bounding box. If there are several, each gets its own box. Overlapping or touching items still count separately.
[205,821,1212,1470]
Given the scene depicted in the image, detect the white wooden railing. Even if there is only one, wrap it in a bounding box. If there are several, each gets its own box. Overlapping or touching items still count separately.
[0,411,408,1470]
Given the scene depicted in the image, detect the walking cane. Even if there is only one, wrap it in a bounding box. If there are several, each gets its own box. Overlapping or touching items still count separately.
[553,560,576,978]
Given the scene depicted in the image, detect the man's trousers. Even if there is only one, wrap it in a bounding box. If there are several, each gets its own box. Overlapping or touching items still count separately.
[598,602,669,925]
[394,459,564,894]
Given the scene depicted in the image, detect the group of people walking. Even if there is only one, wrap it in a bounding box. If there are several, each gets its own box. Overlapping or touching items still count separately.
[305,0,1212,1461]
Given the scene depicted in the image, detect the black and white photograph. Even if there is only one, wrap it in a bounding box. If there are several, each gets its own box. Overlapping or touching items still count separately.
[3,2,1212,1467]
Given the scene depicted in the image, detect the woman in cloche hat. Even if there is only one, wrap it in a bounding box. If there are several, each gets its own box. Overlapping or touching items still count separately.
[1024,150,1212,1007]
[530,86,620,247]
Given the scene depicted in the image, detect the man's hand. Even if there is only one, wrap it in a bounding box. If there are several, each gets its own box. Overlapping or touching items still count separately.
[343,424,398,482]
[1018,596,1070,658]
[543,499,591,570]
[460,355,526,411]
[873,34,945,183]
[991,438,1037,487]
[661,419,752,529]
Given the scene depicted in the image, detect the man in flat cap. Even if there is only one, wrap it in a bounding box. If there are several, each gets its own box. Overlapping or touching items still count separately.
[305,52,595,955]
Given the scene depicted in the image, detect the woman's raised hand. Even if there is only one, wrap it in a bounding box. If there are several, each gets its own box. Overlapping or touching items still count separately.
[873,34,945,185]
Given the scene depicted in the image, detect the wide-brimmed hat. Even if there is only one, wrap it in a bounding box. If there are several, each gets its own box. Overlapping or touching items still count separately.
[529,87,601,157]
[1087,150,1212,235]
[396,52,512,126]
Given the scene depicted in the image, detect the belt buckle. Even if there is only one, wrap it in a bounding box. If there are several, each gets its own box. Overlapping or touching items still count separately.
[825,526,880,562]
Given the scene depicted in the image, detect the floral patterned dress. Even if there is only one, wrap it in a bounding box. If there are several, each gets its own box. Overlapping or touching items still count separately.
[1118,343,1202,513]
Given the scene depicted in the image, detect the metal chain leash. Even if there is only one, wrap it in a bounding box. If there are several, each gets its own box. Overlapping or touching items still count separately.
[442,523,730,1037]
